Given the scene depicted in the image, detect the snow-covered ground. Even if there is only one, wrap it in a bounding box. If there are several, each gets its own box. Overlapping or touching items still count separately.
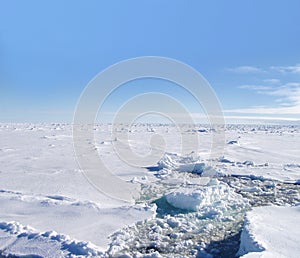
[238,205,300,258]
[0,123,299,257]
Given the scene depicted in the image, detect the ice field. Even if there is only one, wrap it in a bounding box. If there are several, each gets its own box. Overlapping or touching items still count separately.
[0,123,299,257]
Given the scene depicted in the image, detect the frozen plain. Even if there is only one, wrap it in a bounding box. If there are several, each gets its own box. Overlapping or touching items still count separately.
[0,123,299,257]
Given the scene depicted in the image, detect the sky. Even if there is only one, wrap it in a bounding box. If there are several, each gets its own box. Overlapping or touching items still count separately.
[1,0,300,124]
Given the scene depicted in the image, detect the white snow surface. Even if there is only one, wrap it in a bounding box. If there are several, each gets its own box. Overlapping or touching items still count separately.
[0,221,103,257]
[238,205,300,258]
[0,123,156,256]
[218,125,300,183]
[0,188,155,255]
[0,123,299,256]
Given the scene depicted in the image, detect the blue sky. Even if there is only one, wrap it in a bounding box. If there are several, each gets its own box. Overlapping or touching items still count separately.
[1,0,300,123]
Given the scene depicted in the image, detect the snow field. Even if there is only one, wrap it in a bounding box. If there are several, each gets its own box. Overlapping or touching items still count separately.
[0,123,299,257]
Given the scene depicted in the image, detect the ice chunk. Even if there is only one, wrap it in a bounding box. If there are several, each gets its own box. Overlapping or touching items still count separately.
[157,153,215,175]
[165,179,248,212]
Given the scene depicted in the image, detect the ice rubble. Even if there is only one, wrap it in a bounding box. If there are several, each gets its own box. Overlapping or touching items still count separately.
[106,177,250,257]
[109,150,299,257]
[107,168,250,257]
[238,205,300,258]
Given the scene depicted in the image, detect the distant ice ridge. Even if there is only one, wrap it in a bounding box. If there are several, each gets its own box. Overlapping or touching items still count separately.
[0,221,103,257]
[157,153,218,176]
[165,178,249,212]
[238,205,300,258]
